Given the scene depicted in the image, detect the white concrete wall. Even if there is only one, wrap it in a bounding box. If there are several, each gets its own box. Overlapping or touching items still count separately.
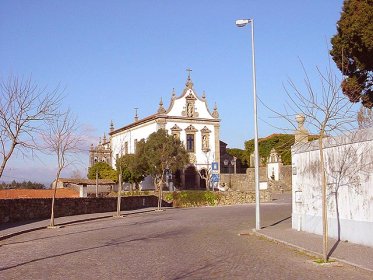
[292,128,373,247]
[267,162,280,180]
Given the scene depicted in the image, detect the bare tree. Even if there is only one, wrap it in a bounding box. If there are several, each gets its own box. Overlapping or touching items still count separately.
[70,169,84,179]
[357,106,373,129]
[196,150,213,190]
[42,110,82,228]
[272,64,357,262]
[325,131,373,258]
[0,75,61,178]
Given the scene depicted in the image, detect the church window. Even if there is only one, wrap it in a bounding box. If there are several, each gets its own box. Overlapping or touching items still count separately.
[186,134,194,152]
[134,139,138,153]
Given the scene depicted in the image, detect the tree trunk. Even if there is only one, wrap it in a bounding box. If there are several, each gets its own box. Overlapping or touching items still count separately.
[116,173,122,217]
[95,169,98,198]
[319,133,328,262]
[157,179,163,210]
[50,170,61,227]
[0,143,16,178]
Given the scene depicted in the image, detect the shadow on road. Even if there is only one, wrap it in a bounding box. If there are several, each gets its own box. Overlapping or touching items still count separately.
[0,229,184,272]
[1,216,175,247]
[261,216,291,229]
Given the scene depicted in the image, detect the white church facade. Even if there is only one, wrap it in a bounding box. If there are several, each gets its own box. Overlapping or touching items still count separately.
[94,74,221,190]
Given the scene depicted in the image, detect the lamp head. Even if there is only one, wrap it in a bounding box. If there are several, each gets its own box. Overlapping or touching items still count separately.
[235,19,251,27]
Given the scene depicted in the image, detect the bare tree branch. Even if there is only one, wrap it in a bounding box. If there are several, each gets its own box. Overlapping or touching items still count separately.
[0,75,62,178]
[42,110,82,227]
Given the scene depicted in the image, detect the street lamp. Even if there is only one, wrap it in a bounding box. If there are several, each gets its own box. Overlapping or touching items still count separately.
[236,18,261,230]
[224,159,235,188]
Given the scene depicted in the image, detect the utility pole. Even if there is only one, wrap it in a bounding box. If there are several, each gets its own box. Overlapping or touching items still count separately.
[95,169,98,198]
[116,172,122,217]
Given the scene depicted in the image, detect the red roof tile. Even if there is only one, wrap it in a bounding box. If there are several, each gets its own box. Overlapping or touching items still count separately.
[0,189,79,199]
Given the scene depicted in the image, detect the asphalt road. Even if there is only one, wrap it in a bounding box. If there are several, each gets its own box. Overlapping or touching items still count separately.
[0,195,371,279]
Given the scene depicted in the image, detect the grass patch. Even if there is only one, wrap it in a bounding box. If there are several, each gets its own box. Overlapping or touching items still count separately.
[313,258,336,264]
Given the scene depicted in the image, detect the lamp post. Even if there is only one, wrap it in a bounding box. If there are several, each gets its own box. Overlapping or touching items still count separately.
[236,18,261,230]
[224,159,235,188]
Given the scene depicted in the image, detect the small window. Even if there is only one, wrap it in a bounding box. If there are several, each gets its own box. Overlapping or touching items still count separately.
[186,134,194,152]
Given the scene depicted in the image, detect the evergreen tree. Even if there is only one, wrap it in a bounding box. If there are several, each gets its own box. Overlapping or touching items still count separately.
[330,0,373,108]
[87,162,117,182]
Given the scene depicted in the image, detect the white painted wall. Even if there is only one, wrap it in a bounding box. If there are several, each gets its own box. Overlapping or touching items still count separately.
[110,121,158,167]
[167,88,214,120]
[267,162,280,180]
[292,128,373,247]
[164,121,216,170]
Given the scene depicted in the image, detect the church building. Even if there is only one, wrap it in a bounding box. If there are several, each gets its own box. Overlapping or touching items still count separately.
[91,73,221,190]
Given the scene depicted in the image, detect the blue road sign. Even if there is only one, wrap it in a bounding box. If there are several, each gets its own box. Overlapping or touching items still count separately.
[211,174,220,182]
[212,162,218,171]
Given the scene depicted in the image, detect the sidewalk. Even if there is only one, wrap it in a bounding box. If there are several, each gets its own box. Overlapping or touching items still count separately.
[250,217,373,273]
[0,207,158,241]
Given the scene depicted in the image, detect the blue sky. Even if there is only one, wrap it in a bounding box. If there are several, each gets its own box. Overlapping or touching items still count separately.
[0,0,345,184]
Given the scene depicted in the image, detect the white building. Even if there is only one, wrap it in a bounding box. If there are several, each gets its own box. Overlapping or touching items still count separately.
[108,74,221,190]
[292,127,373,247]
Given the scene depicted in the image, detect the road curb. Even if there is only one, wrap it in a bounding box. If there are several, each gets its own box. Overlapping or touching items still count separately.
[250,229,373,273]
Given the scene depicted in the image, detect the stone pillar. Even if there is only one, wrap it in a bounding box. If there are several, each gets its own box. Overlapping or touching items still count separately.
[79,184,88,198]
[295,115,309,143]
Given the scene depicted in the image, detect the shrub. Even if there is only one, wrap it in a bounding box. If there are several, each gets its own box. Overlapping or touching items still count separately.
[167,191,221,207]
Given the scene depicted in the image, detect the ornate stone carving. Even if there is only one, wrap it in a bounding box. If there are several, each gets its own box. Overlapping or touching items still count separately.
[185,124,198,132]
[171,124,182,139]
[201,126,211,152]
[295,114,309,143]
[201,126,211,133]
[202,134,209,152]
[212,103,219,119]
[157,97,166,114]
[110,120,114,133]
[181,91,199,118]
[188,153,196,164]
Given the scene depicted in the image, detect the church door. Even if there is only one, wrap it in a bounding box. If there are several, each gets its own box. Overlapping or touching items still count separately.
[199,169,207,189]
[184,166,198,189]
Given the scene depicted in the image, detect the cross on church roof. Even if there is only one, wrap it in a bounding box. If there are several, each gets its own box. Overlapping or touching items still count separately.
[186,68,192,79]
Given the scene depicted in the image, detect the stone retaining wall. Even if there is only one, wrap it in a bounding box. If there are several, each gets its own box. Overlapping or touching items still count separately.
[218,190,271,205]
[220,167,267,191]
[220,166,292,192]
[0,196,171,224]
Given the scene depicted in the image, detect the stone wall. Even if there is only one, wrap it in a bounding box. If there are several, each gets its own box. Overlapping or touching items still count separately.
[218,190,271,205]
[280,165,292,189]
[220,167,267,191]
[0,196,171,224]
[220,166,292,192]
